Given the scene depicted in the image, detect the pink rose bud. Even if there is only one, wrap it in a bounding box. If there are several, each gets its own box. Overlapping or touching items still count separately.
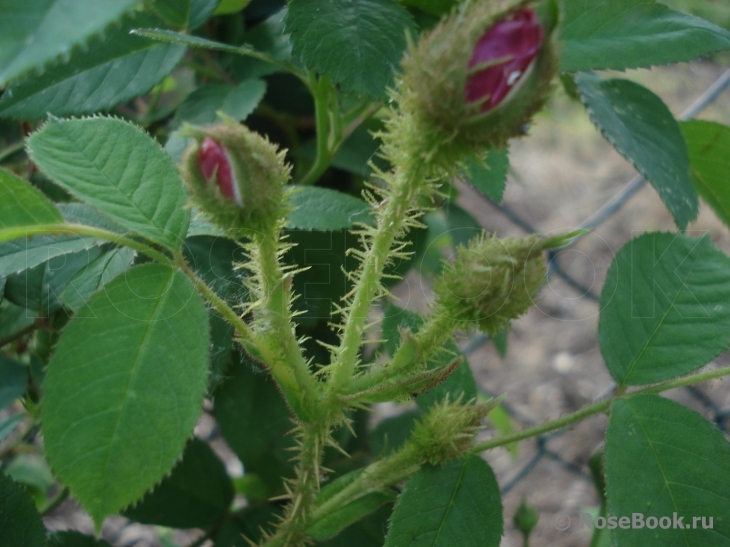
[197,137,244,206]
[465,9,544,112]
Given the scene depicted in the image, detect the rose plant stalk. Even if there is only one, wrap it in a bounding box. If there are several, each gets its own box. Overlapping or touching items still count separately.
[1,0,730,546]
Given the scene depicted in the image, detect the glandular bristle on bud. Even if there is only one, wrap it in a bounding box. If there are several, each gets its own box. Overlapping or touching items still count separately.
[466,9,544,112]
[180,116,291,235]
[433,232,570,335]
[390,0,558,173]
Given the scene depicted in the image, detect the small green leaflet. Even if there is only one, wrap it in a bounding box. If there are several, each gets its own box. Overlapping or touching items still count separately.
[189,0,219,29]
[122,438,234,529]
[576,74,698,230]
[286,187,373,230]
[680,120,730,231]
[286,0,416,99]
[57,203,125,234]
[307,469,397,540]
[0,0,141,86]
[0,168,62,229]
[384,454,503,547]
[27,116,190,250]
[145,0,191,29]
[0,232,101,277]
[599,232,730,385]
[605,395,730,546]
[215,0,250,14]
[0,13,186,119]
[234,8,294,80]
[370,410,420,457]
[4,246,103,314]
[560,0,730,72]
[382,304,477,410]
[41,264,210,524]
[463,149,509,203]
[0,472,46,547]
[0,355,28,410]
[173,80,267,128]
[59,247,136,312]
[213,354,296,493]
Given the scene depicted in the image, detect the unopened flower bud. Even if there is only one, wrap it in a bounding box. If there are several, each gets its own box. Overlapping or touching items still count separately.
[197,137,242,206]
[180,116,291,234]
[433,233,572,335]
[513,497,539,538]
[394,1,558,171]
[408,398,495,465]
[465,9,544,112]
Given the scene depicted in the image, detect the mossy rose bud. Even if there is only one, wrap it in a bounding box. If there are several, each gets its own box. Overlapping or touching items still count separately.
[433,233,570,335]
[181,117,290,234]
[465,9,544,112]
[393,0,558,171]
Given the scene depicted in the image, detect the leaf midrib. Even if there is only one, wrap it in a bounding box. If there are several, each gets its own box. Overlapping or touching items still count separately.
[97,269,176,516]
[46,122,170,242]
[620,248,699,384]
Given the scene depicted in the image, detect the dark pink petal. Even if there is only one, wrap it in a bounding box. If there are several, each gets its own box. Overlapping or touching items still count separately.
[197,137,243,205]
[466,9,544,112]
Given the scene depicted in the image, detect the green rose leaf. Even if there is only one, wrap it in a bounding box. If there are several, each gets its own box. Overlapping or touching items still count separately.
[41,264,210,524]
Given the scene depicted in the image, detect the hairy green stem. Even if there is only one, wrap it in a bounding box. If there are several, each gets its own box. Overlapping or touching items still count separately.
[254,232,322,422]
[0,223,173,265]
[330,162,428,390]
[276,424,328,547]
[175,252,257,345]
[472,364,730,453]
[345,311,454,396]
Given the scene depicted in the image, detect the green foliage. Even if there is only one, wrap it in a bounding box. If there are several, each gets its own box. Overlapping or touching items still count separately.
[0,14,186,119]
[59,247,136,312]
[287,187,373,230]
[214,353,297,493]
[599,232,730,385]
[173,80,267,127]
[576,73,698,230]
[560,0,730,72]
[41,264,210,523]
[0,472,46,547]
[384,454,503,547]
[381,304,477,408]
[0,168,62,228]
[123,438,234,528]
[605,394,730,545]
[47,531,112,547]
[146,0,192,28]
[27,117,190,249]
[0,233,101,277]
[286,0,415,99]
[0,355,27,410]
[0,0,140,86]
[4,246,103,315]
[463,149,509,203]
[306,470,397,540]
[681,120,730,230]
